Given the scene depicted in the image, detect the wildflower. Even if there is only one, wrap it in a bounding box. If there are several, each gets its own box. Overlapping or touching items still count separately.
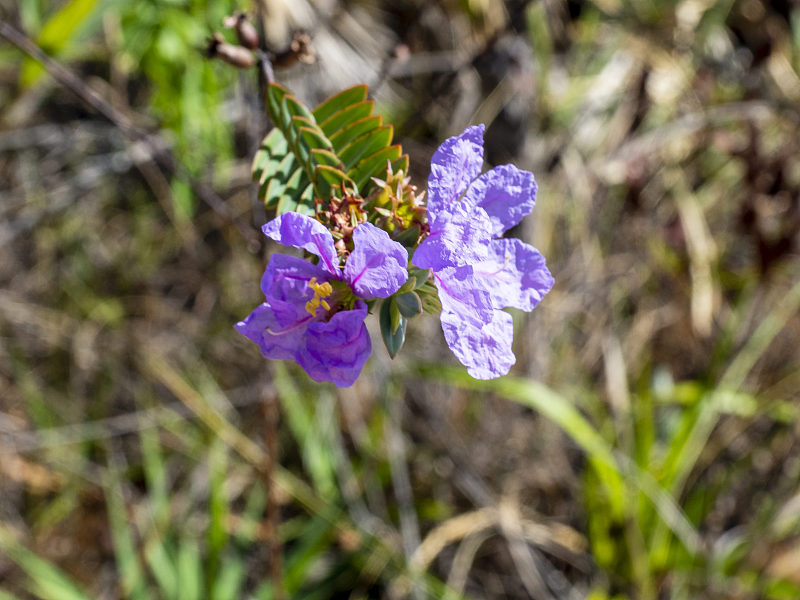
[236,213,408,387]
[413,125,554,379]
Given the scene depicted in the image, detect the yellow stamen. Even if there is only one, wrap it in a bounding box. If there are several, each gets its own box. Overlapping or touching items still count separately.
[305,277,334,316]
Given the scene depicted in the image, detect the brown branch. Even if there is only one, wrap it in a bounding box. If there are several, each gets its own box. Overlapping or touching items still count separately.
[0,19,261,249]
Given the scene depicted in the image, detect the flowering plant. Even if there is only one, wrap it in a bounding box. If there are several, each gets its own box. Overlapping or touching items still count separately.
[238,84,553,386]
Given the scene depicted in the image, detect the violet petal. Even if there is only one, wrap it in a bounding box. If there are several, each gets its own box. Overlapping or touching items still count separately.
[344,223,409,298]
[262,213,340,277]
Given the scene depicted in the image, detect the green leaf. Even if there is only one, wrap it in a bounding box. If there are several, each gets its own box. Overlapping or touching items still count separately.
[299,126,334,155]
[391,154,410,176]
[349,145,403,192]
[313,165,356,199]
[329,115,383,153]
[0,525,90,600]
[339,126,394,170]
[395,292,423,318]
[20,0,101,87]
[392,226,421,249]
[379,299,406,358]
[313,84,369,123]
[320,101,376,140]
[309,149,344,170]
[265,83,291,125]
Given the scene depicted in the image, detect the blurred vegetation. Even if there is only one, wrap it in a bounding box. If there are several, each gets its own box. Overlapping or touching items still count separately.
[1,0,800,599]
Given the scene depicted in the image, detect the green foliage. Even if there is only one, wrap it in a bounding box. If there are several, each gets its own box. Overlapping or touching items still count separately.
[20,0,101,86]
[252,83,408,215]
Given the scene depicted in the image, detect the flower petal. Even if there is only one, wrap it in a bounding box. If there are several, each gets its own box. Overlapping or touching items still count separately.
[433,265,495,314]
[463,164,537,236]
[344,223,409,298]
[440,308,515,379]
[259,254,330,326]
[412,202,492,270]
[262,213,340,277]
[235,303,307,361]
[473,238,554,311]
[427,125,485,221]
[300,302,372,387]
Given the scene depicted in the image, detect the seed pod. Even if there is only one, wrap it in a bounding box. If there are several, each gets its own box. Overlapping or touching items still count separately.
[224,12,259,50]
[235,14,260,50]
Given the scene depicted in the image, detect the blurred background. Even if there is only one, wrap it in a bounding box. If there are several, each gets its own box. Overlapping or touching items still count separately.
[2,0,800,598]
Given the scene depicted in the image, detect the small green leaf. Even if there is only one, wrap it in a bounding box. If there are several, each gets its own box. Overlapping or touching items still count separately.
[410,268,430,289]
[417,282,442,315]
[391,225,421,249]
[320,101,376,140]
[329,115,383,153]
[379,299,406,358]
[309,149,344,170]
[265,83,291,125]
[283,95,315,121]
[313,85,369,123]
[340,126,394,170]
[349,145,403,192]
[390,297,402,333]
[313,165,356,199]
[391,154,410,176]
[395,292,423,318]
[298,126,334,153]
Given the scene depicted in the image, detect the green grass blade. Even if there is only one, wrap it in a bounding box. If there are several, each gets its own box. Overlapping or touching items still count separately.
[0,525,90,600]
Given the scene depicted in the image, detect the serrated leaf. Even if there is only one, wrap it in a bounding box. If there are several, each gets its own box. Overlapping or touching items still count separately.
[349,145,403,192]
[379,299,406,358]
[340,126,394,170]
[329,115,382,153]
[396,292,423,318]
[313,85,369,124]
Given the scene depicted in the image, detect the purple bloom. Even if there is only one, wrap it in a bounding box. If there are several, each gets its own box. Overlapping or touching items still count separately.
[413,125,554,379]
[237,213,409,387]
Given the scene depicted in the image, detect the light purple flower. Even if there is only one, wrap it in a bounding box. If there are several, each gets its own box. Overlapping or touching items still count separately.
[237,213,409,387]
[413,125,554,379]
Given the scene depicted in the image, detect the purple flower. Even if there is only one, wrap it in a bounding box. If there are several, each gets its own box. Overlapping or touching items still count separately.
[413,125,554,379]
[236,213,409,387]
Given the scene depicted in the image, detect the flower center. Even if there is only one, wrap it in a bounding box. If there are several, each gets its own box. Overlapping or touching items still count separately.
[305,277,333,316]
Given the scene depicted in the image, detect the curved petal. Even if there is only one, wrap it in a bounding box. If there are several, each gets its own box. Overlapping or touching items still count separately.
[427,125,485,221]
[463,164,537,236]
[299,302,372,387]
[412,202,492,270]
[262,213,340,277]
[472,238,554,311]
[344,223,409,298]
[440,308,515,379]
[259,254,330,327]
[235,303,307,361]
[433,265,494,315]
